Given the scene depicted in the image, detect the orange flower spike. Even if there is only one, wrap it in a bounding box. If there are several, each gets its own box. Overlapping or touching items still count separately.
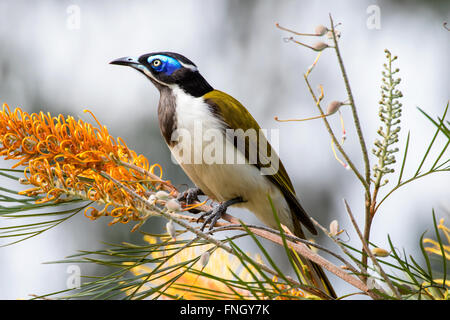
[1,106,171,227]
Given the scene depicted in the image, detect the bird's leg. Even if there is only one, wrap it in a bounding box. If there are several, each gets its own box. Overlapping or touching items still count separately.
[177,187,204,213]
[177,187,204,204]
[197,197,244,231]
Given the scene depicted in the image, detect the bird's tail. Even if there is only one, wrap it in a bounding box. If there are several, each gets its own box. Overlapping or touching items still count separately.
[291,219,337,299]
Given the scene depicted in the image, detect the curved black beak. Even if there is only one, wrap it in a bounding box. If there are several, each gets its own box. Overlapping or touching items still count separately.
[109,56,140,67]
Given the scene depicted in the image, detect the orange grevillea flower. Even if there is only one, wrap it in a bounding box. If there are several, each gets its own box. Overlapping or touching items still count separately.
[0,103,173,226]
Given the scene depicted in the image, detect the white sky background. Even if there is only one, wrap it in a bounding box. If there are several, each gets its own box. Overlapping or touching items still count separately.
[0,0,448,299]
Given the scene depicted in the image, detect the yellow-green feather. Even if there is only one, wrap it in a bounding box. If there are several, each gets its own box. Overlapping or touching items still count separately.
[203,89,316,235]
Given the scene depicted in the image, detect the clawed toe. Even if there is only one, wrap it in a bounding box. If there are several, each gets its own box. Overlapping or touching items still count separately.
[197,197,244,231]
[197,203,226,231]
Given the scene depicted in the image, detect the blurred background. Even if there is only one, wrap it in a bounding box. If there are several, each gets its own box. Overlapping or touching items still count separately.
[0,0,448,299]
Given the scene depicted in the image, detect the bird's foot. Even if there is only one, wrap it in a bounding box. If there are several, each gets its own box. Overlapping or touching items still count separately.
[177,187,204,213]
[197,197,244,231]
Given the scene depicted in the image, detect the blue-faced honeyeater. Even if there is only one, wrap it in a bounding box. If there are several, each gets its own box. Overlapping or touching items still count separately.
[110,52,336,298]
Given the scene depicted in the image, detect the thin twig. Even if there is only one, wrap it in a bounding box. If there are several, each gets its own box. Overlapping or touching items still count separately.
[329,14,371,186]
[329,14,373,269]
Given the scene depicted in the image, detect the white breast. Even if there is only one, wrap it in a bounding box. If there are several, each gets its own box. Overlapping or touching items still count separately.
[167,87,294,231]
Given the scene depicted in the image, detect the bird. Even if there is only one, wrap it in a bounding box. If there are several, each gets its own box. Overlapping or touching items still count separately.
[110,52,336,298]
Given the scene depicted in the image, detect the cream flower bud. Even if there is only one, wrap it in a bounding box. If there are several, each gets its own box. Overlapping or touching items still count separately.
[155,190,170,200]
[312,41,328,51]
[329,220,339,236]
[199,251,210,268]
[166,220,176,239]
[371,247,390,257]
[326,101,343,115]
[314,25,328,36]
[165,199,181,212]
[148,194,157,204]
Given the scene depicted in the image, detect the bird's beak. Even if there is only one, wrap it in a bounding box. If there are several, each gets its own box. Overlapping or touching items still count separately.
[109,56,141,68]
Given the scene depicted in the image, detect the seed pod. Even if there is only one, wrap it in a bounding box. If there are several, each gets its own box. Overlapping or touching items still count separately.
[165,199,181,212]
[155,190,169,200]
[199,251,210,268]
[326,101,343,115]
[166,220,176,239]
[314,25,328,36]
[329,220,339,236]
[371,247,390,257]
[312,41,328,51]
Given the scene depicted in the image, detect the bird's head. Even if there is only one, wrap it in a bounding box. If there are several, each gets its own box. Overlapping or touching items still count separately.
[110,52,213,97]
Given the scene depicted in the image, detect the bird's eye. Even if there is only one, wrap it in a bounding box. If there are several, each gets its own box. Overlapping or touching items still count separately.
[152,59,162,67]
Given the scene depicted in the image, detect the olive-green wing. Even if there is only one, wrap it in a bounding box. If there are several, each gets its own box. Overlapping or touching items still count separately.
[203,89,316,235]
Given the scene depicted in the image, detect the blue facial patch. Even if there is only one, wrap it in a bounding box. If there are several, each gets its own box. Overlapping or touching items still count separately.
[147,54,182,75]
